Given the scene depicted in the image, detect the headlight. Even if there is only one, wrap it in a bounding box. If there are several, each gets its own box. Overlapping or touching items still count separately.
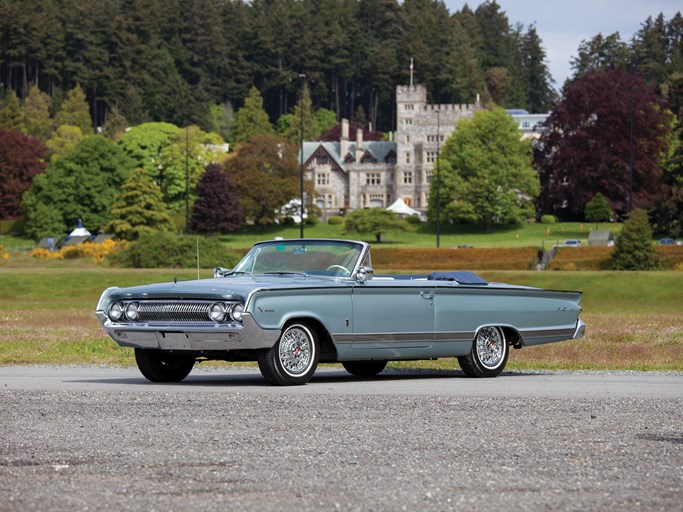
[125,302,139,321]
[209,302,226,322]
[229,304,244,322]
[108,302,123,321]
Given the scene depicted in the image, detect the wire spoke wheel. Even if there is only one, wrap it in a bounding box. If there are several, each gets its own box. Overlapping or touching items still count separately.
[258,322,319,385]
[457,326,509,378]
[279,325,314,377]
[475,326,505,369]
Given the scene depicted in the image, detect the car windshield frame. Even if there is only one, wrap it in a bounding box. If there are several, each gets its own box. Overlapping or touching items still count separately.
[230,239,369,278]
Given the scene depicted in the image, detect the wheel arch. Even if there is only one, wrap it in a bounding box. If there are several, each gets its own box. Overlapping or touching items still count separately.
[281,316,338,363]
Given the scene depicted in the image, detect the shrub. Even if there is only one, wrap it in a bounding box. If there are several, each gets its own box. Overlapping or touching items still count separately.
[0,244,9,260]
[540,215,556,224]
[612,209,657,270]
[371,247,539,271]
[61,240,121,263]
[107,231,241,269]
[30,247,64,260]
[327,216,343,225]
[30,240,122,263]
[404,215,422,225]
[584,192,613,223]
[304,215,319,227]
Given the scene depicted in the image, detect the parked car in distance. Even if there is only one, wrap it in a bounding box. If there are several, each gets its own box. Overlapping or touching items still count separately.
[96,239,586,386]
[657,238,674,245]
[560,239,582,247]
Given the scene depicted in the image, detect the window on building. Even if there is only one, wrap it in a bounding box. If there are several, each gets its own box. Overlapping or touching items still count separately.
[426,151,436,163]
[404,197,412,206]
[404,104,414,110]
[426,170,433,183]
[316,154,329,164]
[366,173,381,185]
[405,118,413,125]
[316,173,330,186]
[403,172,413,184]
[406,152,411,164]
[385,150,396,164]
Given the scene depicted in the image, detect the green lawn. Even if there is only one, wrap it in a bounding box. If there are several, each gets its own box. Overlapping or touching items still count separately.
[213,220,614,249]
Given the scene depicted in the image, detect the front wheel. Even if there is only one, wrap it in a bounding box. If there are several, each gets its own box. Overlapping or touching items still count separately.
[258,322,319,385]
[458,326,508,378]
[134,349,195,382]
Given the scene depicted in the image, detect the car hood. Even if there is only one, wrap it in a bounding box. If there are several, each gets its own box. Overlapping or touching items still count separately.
[100,275,350,304]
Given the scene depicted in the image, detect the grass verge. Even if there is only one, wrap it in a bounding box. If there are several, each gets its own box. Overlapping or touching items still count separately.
[0,268,681,371]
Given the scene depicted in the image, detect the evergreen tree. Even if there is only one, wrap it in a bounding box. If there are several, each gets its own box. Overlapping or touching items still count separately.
[0,90,23,131]
[584,192,614,223]
[55,85,93,134]
[22,85,52,139]
[105,168,174,240]
[612,209,658,270]
[190,163,243,233]
[229,86,273,144]
[102,106,128,140]
[285,83,318,145]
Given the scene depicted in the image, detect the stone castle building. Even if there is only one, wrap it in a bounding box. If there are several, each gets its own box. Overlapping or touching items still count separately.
[301,84,481,218]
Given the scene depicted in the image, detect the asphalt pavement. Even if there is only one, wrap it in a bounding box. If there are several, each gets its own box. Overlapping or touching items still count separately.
[1,366,681,511]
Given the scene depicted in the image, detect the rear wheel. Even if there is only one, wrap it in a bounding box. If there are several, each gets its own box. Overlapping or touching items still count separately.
[258,322,319,385]
[342,360,387,377]
[458,326,508,378]
[134,349,195,382]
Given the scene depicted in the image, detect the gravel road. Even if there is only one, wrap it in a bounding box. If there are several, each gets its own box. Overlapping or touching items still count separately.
[1,366,681,511]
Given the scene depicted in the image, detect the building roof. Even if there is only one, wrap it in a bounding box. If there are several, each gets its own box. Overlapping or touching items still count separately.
[302,141,397,168]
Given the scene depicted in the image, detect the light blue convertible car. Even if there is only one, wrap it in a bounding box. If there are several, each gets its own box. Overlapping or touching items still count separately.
[96,239,585,385]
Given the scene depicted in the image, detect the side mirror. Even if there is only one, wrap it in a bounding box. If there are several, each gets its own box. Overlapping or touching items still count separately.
[355,266,373,284]
[213,267,232,278]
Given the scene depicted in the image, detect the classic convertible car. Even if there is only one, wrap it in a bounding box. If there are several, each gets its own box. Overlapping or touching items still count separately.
[96,238,585,385]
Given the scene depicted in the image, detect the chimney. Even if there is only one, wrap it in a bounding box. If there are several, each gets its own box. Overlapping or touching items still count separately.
[355,128,363,163]
[340,118,349,160]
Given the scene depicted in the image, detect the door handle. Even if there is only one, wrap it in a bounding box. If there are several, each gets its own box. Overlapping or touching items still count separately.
[420,291,434,300]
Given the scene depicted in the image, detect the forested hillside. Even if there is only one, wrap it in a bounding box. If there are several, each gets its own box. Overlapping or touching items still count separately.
[0,0,556,131]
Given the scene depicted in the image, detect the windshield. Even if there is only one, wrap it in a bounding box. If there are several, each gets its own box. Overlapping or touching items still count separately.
[231,240,365,277]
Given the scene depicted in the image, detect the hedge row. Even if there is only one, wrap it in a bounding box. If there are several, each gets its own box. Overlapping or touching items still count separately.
[548,245,683,271]
[371,247,540,271]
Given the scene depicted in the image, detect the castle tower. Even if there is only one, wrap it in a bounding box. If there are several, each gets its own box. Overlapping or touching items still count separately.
[394,85,481,210]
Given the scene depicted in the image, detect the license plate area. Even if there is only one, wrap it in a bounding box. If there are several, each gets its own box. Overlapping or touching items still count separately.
[159,332,192,350]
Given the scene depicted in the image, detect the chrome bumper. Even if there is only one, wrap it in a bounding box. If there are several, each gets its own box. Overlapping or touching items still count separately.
[95,311,280,351]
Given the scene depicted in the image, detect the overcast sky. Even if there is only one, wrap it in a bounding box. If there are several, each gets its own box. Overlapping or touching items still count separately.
[442,0,681,88]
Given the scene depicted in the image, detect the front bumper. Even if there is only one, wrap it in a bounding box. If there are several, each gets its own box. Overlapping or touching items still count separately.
[95,311,280,352]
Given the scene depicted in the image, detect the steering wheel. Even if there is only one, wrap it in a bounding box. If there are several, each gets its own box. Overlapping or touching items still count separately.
[326,264,350,276]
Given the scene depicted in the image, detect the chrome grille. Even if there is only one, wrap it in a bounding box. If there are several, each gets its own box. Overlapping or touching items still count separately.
[136,301,215,323]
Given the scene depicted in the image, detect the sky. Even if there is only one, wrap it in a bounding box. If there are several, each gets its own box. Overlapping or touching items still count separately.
[442,0,682,88]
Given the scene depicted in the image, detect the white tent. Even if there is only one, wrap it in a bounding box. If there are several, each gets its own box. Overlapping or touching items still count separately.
[386,198,421,218]
[68,219,91,238]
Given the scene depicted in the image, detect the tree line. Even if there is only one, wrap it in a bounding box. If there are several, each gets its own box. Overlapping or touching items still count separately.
[0,0,556,133]
[1,2,682,240]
